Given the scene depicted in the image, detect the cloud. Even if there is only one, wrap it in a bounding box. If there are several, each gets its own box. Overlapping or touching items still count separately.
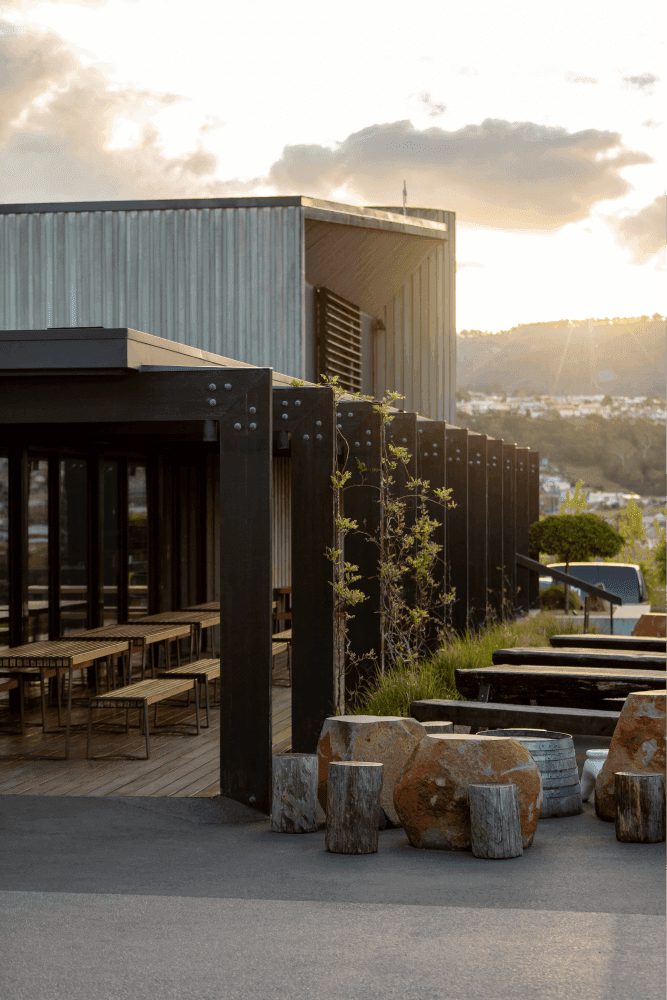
[418,91,446,118]
[623,73,659,91]
[642,119,661,128]
[457,261,484,269]
[0,20,243,202]
[568,74,597,84]
[607,195,667,265]
[268,118,653,231]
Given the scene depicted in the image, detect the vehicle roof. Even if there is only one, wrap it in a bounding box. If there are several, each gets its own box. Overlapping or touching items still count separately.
[547,562,641,571]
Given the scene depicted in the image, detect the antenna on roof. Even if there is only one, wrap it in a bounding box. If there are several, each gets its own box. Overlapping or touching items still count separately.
[402,180,407,215]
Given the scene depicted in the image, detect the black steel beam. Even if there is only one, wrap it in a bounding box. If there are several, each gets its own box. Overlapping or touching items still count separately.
[445,425,468,633]
[467,431,488,630]
[515,447,530,612]
[274,387,336,751]
[47,454,61,640]
[516,554,623,605]
[528,450,540,609]
[486,438,504,620]
[218,369,273,813]
[502,444,516,615]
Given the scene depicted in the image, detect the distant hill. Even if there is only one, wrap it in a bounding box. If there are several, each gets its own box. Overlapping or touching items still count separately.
[457,316,666,397]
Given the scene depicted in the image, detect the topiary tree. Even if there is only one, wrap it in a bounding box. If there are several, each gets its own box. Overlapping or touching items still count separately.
[529,513,625,613]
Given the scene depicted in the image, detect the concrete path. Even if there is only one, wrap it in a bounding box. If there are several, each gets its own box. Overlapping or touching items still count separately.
[1,794,664,1000]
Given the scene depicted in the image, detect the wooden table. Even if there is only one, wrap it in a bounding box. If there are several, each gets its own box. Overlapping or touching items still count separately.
[184,601,220,612]
[65,623,193,681]
[134,611,220,660]
[0,638,131,757]
[491,646,666,671]
[456,664,667,705]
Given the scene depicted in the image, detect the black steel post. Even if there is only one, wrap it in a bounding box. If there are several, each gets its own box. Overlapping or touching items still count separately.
[515,447,530,613]
[502,444,516,615]
[338,401,382,693]
[445,425,468,633]
[417,419,447,646]
[467,431,488,631]
[218,369,273,813]
[277,387,336,751]
[486,438,504,620]
[528,450,540,609]
[8,444,28,653]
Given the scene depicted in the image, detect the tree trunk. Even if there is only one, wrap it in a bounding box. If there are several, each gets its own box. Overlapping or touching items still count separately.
[421,720,454,735]
[271,753,319,834]
[615,772,666,844]
[325,761,383,854]
[468,782,524,859]
[564,558,570,615]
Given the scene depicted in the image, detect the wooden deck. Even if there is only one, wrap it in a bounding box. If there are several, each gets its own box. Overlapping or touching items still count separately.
[0,657,292,798]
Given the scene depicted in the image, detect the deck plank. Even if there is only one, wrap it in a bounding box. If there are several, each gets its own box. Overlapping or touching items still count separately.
[0,682,291,798]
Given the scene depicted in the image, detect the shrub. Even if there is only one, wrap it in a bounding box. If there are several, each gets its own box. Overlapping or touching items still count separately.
[539,584,582,611]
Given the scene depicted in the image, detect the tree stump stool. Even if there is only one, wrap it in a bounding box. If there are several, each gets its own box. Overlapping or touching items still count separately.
[271,752,318,834]
[421,720,454,735]
[468,782,523,859]
[325,761,383,855]
[615,771,666,843]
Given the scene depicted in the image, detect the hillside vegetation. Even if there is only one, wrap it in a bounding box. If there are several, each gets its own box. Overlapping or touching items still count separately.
[457,410,665,496]
[457,316,665,397]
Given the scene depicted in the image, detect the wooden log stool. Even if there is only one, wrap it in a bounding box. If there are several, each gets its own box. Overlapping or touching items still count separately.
[468,783,523,859]
[271,753,318,834]
[615,772,666,843]
[325,761,383,855]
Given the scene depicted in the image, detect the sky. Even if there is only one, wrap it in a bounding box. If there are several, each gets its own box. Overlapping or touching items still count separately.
[0,0,665,331]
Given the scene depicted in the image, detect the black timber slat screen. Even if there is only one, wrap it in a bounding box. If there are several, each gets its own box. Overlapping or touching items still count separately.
[316,287,363,394]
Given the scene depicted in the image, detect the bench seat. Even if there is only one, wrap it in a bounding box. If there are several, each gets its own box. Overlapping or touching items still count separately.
[86,677,200,759]
[158,659,220,727]
[410,698,622,737]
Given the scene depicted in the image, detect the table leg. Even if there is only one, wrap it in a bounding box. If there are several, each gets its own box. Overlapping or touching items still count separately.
[85,702,93,758]
[39,668,48,734]
[64,665,73,759]
[144,703,150,759]
[194,682,200,735]
[205,678,210,728]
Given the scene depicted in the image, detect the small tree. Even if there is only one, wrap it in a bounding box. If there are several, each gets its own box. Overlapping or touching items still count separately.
[530,513,624,612]
[559,480,590,514]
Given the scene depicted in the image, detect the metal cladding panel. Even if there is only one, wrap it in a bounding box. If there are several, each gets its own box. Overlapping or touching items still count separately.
[374,233,454,422]
[0,206,304,378]
[272,456,291,590]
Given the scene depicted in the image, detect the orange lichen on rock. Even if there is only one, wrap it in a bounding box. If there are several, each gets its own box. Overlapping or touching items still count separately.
[595,689,666,822]
[317,715,426,825]
[393,734,543,850]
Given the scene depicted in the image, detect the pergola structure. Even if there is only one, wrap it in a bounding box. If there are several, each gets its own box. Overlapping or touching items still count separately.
[0,326,539,814]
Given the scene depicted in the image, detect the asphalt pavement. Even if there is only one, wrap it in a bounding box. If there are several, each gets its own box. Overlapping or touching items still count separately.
[0,793,664,1000]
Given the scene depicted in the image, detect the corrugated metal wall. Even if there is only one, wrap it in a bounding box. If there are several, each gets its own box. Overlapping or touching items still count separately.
[0,206,304,377]
[375,218,455,423]
[272,456,291,590]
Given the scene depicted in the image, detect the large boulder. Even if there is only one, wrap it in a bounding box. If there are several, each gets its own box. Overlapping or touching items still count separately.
[393,733,543,850]
[595,689,666,822]
[317,715,426,826]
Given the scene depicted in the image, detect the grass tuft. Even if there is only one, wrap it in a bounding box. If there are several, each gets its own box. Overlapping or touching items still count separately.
[352,612,590,717]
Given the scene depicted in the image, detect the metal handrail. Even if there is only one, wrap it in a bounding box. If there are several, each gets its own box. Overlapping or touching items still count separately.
[516,553,623,606]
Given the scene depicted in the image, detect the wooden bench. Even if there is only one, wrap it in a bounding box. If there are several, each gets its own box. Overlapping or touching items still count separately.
[550,634,666,653]
[492,646,666,671]
[410,698,622,737]
[158,659,220,727]
[455,664,667,705]
[86,677,200,759]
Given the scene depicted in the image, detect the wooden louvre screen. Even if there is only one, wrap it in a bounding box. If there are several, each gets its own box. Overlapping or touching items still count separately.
[315,287,362,394]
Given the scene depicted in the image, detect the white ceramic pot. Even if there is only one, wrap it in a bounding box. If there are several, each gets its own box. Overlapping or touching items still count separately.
[580,749,609,802]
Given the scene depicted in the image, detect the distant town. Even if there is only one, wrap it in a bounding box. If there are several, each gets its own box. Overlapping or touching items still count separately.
[456,390,667,425]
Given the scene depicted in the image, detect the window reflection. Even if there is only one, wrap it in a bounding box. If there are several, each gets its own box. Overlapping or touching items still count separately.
[27,459,49,642]
[60,459,88,634]
[128,464,148,618]
[102,461,119,625]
